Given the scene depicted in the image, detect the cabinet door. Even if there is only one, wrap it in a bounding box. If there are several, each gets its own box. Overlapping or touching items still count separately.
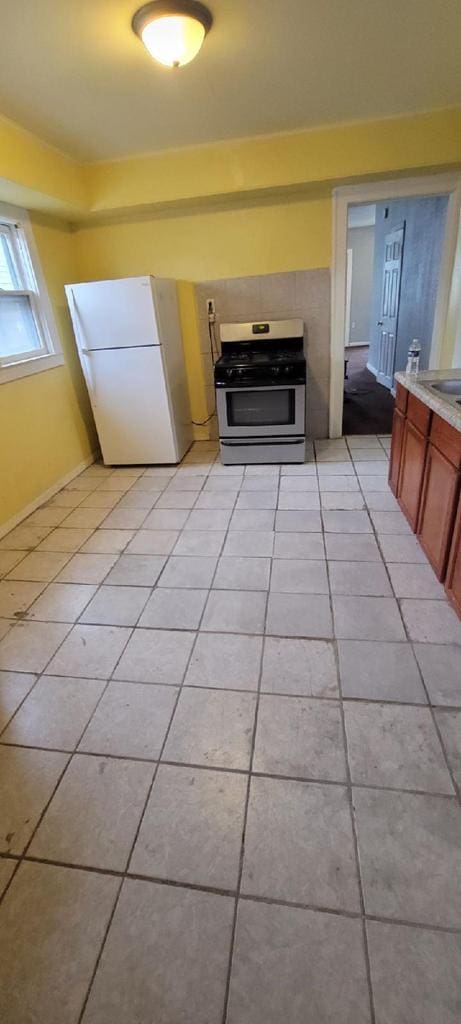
[418,444,460,580]
[388,408,405,496]
[398,420,427,530]
[395,382,408,413]
[446,496,461,616]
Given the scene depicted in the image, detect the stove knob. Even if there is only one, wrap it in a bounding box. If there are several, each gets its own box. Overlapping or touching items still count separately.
[226,367,235,380]
[284,365,293,375]
[272,366,281,377]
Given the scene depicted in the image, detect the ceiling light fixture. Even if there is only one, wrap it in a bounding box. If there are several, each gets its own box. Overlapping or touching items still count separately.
[132,0,213,68]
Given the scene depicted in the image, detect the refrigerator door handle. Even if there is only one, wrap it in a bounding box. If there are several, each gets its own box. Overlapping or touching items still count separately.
[69,290,96,402]
[81,349,96,404]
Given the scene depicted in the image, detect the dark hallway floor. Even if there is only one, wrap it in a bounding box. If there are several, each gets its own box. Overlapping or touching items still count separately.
[342,345,394,435]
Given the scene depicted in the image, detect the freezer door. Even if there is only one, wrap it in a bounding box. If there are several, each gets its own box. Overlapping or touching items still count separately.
[87,346,178,464]
[65,278,159,350]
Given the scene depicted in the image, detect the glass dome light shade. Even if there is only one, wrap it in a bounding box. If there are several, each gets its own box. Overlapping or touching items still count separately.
[133,2,212,68]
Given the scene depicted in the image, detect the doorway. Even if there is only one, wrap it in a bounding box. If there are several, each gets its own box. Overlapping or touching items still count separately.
[330,174,461,437]
[343,202,396,433]
[343,194,449,435]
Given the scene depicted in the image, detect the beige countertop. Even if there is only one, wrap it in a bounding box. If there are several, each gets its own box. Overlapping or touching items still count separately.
[394,369,461,432]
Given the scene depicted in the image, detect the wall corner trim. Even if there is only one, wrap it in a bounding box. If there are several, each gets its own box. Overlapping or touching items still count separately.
[0,451,99,539]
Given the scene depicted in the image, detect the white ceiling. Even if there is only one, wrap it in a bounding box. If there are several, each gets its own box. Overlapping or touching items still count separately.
[1,0,461,161]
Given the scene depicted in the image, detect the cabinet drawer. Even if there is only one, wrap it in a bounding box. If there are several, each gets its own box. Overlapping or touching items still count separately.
[407,393,431,435]
[430,414,461,469]
[418,444,460,580]
[395,382,408,413]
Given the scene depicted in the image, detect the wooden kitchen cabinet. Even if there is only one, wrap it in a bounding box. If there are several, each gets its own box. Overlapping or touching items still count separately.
[418,444,460,579]
[446,496,461,616]
[388,407,405,495]
[390,381,461,617]
[398,418,428,529]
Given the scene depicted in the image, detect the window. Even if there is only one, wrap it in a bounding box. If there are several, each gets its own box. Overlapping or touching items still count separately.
[0,206,62,383]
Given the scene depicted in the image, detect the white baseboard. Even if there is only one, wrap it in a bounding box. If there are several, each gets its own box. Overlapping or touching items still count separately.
[0,451,99,540]
[366,360,378,377]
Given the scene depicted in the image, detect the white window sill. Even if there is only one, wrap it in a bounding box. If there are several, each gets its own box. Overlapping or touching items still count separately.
[0,352,64,385]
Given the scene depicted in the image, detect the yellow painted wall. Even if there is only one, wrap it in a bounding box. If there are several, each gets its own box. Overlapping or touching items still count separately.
[0,115,86,215]
[0,217,97,529]
[85,109,461,214]
[74,195,331,281]
[1,107,459,219]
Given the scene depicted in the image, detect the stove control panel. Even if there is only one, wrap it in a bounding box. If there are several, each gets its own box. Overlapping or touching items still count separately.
[270,365,297,377]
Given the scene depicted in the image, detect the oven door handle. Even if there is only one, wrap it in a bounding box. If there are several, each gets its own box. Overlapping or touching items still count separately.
[221,437,304,446]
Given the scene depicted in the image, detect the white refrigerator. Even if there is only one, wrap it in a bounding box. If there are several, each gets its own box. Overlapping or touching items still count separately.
[65,276,192,465]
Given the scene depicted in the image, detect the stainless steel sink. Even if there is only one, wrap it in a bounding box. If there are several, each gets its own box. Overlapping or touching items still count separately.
[429,380,461,396]
[420,376,461,411]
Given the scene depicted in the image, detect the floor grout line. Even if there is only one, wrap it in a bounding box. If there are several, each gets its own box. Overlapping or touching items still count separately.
[349,444,461,812]
[0,735,458,799]
[2,852,460,935]
[0,678,455,719]
[323,474,377,1024]
[76,450,235,1022]
[220,464,279,1024]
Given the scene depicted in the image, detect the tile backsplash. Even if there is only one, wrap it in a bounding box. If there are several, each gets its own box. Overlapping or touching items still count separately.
[194,269,330,439]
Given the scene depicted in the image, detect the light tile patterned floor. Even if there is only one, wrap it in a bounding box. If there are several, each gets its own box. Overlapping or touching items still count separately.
[0,435,461,1024]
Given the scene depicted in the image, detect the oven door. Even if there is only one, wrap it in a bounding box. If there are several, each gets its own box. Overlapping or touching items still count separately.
[217,384,305,438]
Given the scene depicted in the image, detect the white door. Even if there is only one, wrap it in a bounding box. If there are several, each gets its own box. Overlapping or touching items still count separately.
[85,346,177,464]
[66,278,159,350]
[376,225,405,389]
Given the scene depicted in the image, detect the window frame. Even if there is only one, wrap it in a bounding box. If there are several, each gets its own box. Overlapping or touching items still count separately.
[0,203,63,385]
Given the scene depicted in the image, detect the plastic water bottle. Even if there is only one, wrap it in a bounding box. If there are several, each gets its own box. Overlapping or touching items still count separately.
[406,338,421,375]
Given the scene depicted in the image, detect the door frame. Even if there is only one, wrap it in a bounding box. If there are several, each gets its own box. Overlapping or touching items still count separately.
[330,173,461,437]
[344,247,353,346]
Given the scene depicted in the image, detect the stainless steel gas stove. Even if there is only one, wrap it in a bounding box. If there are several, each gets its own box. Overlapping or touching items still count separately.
[214,319,306,464]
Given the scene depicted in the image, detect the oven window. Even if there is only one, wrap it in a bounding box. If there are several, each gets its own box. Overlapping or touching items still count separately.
[226,388,295,427]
